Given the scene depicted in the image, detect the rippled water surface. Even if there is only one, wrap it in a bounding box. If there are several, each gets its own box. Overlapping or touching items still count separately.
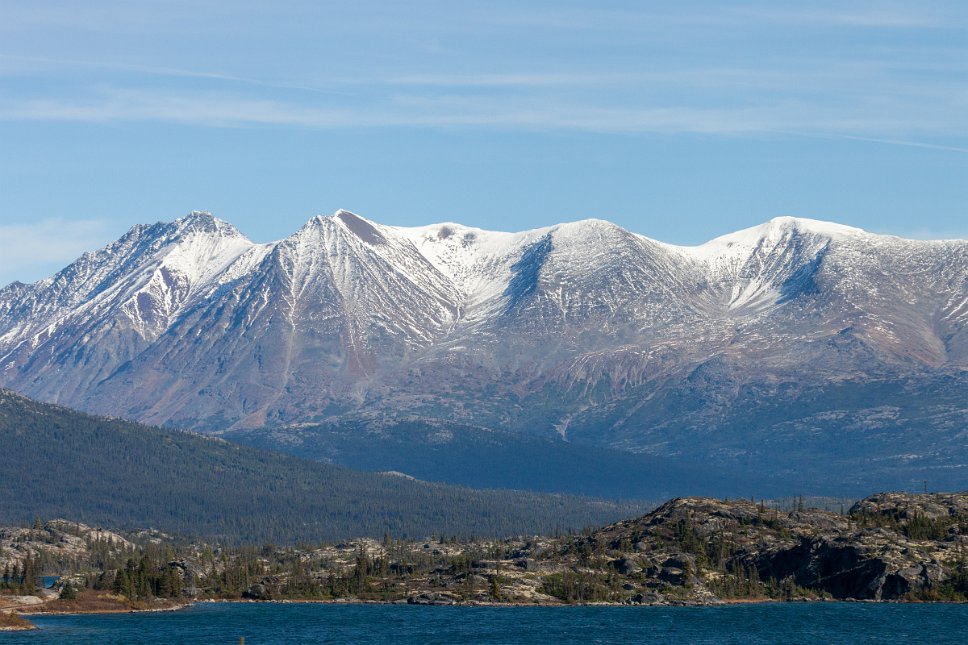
[5,602,967,644]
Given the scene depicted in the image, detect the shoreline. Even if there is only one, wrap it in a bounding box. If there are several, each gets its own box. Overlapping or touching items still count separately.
[20,603,190,617]
[0,610,38,632]
[14,594,965,620]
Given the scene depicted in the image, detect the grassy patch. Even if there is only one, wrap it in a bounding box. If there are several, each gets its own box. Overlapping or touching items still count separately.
[0,611,35,630]
[30,589,181,614]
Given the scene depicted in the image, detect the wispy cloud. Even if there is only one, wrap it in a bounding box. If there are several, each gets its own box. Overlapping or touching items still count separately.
[0,54,355,96]
[474,3,954,31]
[732,6,948,28]
[1,85,966,152]
[780,131,968,154]
[0,2,964,153]
[0,218,115,287]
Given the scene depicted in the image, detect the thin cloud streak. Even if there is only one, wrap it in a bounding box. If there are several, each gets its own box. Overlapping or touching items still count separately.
[783,131,968,154]
[0,54,356,96]
[4,54,938,93]
[475,3,952,31]
[1,87,966,145]
[732,6,948,28]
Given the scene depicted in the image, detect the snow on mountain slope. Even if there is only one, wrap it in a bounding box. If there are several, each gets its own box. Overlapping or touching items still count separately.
[0,212,253,344]
[0,213,259,404]
[0,210,965,433]
[400,218,704,340]
[679,217,846,313]
[70,211,470,427]
[396,222,546,322]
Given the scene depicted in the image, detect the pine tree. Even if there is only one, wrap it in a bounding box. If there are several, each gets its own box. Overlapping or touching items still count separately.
[59,581,77,601]
[112,569,125,595]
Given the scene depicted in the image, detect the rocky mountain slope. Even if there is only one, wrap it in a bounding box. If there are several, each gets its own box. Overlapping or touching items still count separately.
[1,211,965,494]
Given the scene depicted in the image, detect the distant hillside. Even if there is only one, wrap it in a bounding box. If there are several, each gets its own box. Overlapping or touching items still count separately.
[0,390,643,544]
[226,418,772,500]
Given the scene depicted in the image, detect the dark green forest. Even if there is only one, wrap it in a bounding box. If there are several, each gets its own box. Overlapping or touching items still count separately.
[0,390,644,544]
[227,418,772,499]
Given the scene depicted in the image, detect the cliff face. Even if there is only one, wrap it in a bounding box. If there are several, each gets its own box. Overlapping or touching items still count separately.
[569,492,968,602]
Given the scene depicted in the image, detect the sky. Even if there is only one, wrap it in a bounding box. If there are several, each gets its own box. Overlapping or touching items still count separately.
[0,0,966,287]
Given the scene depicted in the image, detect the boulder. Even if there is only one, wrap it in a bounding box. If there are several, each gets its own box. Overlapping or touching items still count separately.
[242,583,271,601]
[407,592,458,605]
[612,557,640,575]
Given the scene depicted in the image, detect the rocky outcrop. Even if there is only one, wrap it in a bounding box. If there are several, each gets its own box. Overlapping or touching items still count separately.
[242,583,272,601]
[2,493,965,607]
[574,493,968,602]
[850,492,968,526]
[752,537,936,599]
[407,591,460,605]
[0,520,133,573]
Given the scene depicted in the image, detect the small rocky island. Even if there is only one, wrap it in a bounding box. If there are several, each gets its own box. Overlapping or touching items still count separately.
[1,493,965,619]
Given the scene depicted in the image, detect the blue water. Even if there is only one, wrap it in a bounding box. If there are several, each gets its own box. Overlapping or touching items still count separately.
[5,602,966,644]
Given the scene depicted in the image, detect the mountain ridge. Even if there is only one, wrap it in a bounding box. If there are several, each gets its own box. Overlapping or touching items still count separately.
[1,210,965,496]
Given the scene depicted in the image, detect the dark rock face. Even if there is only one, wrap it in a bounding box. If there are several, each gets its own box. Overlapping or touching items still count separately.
[754,539,901,599]
[407,591,458,605]
[657,567,687,586]
[242,583,271,601]
[612,557,640,576]
[576,493,968,602]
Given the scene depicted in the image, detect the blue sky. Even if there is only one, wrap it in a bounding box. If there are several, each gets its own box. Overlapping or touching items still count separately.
[0,1,966,286]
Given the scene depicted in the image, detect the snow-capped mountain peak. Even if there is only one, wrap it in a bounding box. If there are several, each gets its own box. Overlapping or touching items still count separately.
[682,216,865,263]
[0,210,964,433]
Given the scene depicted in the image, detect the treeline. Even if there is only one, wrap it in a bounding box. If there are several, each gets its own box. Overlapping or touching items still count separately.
[852,508,968,541]
[81,527,968,605]
[0,390,644,544]
[4,496,968,607]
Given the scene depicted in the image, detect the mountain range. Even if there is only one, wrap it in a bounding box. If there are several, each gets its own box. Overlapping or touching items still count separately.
[1,211,965,496]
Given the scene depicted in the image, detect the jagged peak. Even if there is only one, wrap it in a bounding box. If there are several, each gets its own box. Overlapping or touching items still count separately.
[292,210,388,246]
[168,211,244,238]
[111,212,243,248]
[291,213,342,237]
[302,214,327,228]
[333,209,387,245]
[0,280,30,292]
[182,210,216,223]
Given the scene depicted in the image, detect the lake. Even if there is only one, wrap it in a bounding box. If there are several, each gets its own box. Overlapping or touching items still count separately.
[5,601,967,644]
